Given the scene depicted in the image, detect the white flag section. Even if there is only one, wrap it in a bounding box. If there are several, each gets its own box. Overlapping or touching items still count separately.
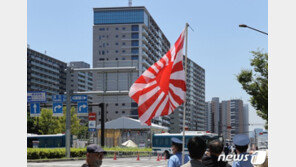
[129,29,186,126]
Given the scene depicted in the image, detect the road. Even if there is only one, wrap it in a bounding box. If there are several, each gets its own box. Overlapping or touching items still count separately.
[27,157,167,167]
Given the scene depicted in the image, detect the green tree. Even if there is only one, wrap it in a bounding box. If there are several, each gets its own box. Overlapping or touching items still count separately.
[57,107,82,135]
[33,107,83,135]
[34,108,60,134]
[237,50,268,129]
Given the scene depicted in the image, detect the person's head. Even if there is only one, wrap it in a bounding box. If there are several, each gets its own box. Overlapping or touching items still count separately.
[171,138,183,154]
[226,143,229,146]
[208,140,224,156]
[233,134,250,154]
[86,144,106,167]
[187,136,207,160]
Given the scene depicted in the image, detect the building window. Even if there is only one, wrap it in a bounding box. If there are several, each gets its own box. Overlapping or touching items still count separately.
[115,35,118,38]
[122,50,126,53]
[131,40,139,46]
[122,103,125,106]
[99,28,105,31]
[99,58,105,61]
[132,25,139,31]
[116,27,119,30]
[102,51,105,55]
[131,33,139,39]
[115,103,118,106]
[115,42,118,45]
[116,111,118,114]
[115,58,118,60]
[131,55,138,60]
[122,42,126,45]
[122,27,126,30]
[131,48,139,54]
[122,35,126,38]
[122,111,125,114]
[115,50,118,53]
[122,57,126,60]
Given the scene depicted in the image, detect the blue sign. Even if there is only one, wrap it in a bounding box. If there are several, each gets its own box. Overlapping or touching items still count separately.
[53,102,63,116]
[71,95,87,102]
[77,102,88,116]
[88,128,96,132]
[52,95,66,102]
[30,102,40,116]
[27,91,46,103]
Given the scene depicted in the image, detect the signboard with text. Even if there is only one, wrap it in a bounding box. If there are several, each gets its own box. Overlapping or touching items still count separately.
[27,91,46,103]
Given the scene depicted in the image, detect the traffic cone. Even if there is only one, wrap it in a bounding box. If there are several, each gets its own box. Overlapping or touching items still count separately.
[137,152,140,161]
[160,154,163,160]
[157,154,160,161]
[113,152,117,160]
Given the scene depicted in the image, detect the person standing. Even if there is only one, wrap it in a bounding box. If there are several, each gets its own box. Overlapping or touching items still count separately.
[168,137,190,167]
[181,137,207,167]
[81,144,106,167]
[202,140,231,167]
[232,134,253,167]
[224,143,230,156]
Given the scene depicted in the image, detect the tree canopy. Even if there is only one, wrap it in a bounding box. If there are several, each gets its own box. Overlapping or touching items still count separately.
[237,50,268,129]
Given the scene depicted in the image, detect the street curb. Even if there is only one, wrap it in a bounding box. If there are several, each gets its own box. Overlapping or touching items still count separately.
[28,156,154,163]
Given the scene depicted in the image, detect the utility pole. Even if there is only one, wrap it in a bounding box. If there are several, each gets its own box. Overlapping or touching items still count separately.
[65,66,73,158]
[99,103,105,147]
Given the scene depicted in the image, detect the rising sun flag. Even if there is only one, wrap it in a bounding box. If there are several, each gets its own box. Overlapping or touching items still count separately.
[129,29,186,126]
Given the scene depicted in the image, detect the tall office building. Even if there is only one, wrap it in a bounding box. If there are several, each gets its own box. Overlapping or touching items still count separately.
[205,102,212,131]
[169,58,206,132]
[243,104,249,137]
[27,48,67,102]
[92,6,171,126]
[211,97,220,134]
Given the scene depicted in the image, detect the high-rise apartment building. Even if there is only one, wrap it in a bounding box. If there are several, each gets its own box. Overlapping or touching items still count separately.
[205,102,212,131]
[207,98,249,140]
[92,6,170,127]
[27,48,67,102]
[169,58,206,132]
[91,6,206,130]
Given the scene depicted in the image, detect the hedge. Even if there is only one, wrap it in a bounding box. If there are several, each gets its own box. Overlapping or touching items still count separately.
[27,147,152,159]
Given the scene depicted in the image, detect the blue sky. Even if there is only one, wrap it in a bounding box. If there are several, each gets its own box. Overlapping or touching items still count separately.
[28,0,268,131]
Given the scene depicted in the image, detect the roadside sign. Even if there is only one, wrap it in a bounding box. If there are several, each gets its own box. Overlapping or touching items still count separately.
[27,91,46,103]
[52,95,66,102]
[89,121,96,129]
[30,102,40,117]
[88,128,96,132]
[77,102,88,116]
[53,102,63,116]
[71,95,87,102]
[89,113,96,121]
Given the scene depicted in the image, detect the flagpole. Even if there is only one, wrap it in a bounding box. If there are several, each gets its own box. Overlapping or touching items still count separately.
[182,23,189,165]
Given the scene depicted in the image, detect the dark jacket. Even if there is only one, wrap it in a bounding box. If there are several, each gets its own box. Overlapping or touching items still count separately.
[202,155,231,167]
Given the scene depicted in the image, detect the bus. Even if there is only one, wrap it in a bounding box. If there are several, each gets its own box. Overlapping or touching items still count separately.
[27,133,72,148]
[152,131,223,154]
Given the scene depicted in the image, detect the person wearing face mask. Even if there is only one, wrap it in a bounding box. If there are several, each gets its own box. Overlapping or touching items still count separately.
[81,144,106,167]
[168,137,190,167]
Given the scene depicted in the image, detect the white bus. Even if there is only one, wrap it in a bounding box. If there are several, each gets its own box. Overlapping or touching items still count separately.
[152,131,223,154]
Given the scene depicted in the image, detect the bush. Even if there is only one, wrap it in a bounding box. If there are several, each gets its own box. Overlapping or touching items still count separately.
[27,147,152,159]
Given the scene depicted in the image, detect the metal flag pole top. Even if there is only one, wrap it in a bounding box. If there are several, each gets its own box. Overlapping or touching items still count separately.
[182,23,189,165]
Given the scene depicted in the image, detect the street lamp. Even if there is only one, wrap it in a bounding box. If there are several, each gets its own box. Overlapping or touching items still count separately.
[239,24,268,35]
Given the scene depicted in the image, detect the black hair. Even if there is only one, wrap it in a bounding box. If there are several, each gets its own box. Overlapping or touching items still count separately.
[208,140,224,155]
[187,136,207,159]
[235,145,248,153]
[172,142,183,152]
